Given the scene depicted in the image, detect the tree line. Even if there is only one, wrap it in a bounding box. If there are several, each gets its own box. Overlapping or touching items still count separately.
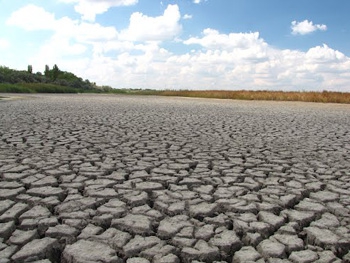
[0,64,113,92]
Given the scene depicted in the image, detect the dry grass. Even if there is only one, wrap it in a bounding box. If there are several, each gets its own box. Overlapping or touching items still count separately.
[131,90,350,104]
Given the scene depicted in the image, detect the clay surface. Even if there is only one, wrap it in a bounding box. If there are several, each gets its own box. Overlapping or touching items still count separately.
[0,94,349,262]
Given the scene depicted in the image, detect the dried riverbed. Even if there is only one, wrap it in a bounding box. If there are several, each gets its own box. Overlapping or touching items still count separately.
[0,94,350,263]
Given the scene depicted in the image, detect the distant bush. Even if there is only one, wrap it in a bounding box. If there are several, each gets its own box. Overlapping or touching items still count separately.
[0,65,107,93]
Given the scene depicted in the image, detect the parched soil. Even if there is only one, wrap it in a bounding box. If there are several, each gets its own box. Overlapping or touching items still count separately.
[0,94,350,263]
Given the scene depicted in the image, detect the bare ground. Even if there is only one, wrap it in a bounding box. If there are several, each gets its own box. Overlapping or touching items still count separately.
[0,94,350,263]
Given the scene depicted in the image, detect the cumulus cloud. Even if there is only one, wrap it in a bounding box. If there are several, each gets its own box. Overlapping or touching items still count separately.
[168,46,348,91]
[6,4,56,30]
[59,0,138,21]
[176,30,349,91]
[95,30,348,91]
[120,4,182,41]
[6,4,118,70]
[306,44,346,61]
[184,28,267,51]
[6,5,118,40]
[291,20,327,35]
[81,32,350,91]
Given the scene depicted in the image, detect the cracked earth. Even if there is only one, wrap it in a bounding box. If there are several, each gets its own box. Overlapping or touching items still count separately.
[0,94,350,263]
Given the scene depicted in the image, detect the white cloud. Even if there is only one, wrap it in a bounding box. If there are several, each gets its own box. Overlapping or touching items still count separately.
[6,4,56,30]
[306,44,345,61]
[6,4,118,72]
[193,0,208,4]
[97,29,348,91]
[80,36,350,91]
[183,14,192,20]
[291,20,327,35]
[59,0,138,21]
[178,32,349,91]
[120,4,182,41]
[6,5,118,41]
[184,29,268,61]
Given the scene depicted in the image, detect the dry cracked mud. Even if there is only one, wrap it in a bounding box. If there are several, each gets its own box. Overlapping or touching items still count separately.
[0,94,350,263]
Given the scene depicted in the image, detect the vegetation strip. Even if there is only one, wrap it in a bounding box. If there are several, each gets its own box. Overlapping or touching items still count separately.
[117,89,350,104]
[1,65,349,103]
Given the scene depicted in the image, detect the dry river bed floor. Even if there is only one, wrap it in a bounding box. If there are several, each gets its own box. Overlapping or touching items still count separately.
[0,94,350,263]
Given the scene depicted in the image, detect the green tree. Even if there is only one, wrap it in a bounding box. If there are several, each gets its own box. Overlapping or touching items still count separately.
[44,65,50,77]
[52,64,59,81]
[27,65,33,74]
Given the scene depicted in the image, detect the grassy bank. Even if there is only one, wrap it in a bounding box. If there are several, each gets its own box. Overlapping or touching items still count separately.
[119,89,350,104]
[0,83,103,93]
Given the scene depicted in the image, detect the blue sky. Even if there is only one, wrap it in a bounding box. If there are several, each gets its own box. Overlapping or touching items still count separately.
[1,0,350,91]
